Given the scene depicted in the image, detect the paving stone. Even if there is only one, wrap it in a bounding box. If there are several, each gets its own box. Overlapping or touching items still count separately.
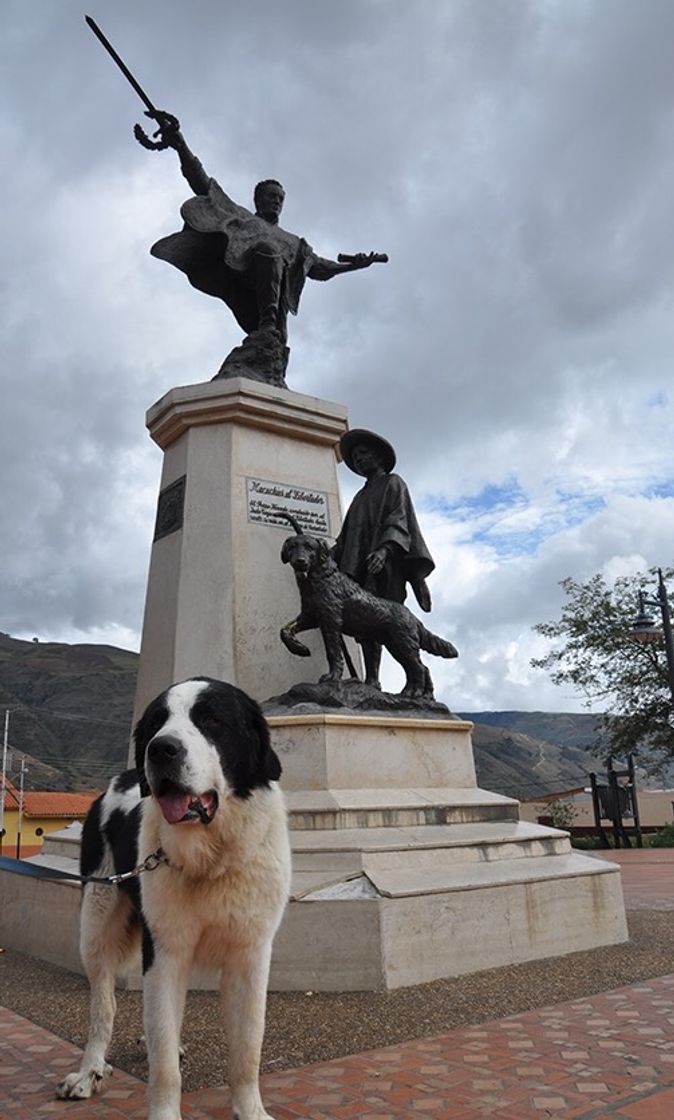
[5,971,674,1118]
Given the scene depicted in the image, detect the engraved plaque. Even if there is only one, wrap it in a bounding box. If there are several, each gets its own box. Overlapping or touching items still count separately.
[154,475,186,541]
[246,477,330,536]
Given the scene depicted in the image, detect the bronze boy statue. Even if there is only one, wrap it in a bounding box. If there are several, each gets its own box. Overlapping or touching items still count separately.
[333,429,435,689]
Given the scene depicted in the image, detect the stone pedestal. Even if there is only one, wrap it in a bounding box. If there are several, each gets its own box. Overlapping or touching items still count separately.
[132,377,354,728]
[265,714,628,991]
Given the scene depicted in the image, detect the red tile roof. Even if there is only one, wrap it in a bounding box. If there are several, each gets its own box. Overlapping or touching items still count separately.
[22,791,98,818]
[1,778,98,818]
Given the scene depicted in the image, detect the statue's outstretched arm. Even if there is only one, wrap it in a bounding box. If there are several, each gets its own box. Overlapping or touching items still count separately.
[138,110,210,197]
[308,251,388,282]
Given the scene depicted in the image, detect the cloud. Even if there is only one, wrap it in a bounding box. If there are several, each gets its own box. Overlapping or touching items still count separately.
[2,0,674,716]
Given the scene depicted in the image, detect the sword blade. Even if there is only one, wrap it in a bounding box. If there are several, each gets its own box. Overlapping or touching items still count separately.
[85,15,157,115]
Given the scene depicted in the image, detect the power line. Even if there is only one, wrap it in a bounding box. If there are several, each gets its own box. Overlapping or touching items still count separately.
[5,704,130,727]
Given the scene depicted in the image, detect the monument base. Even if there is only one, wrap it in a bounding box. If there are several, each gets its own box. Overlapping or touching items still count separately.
[268,714,627,990]
[0,718,627,992]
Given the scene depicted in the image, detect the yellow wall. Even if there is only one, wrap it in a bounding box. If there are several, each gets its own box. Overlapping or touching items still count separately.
[520,789,674,829]
[0,809,84,856]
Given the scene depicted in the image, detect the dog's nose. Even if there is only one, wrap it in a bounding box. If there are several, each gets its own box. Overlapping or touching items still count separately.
[147,735,185,764]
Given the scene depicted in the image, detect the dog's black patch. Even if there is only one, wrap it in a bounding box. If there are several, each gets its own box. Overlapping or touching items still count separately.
[133,692,170,795]
[106,801,143,906]
[80,795,104,878]
[113,769,141,793]
[190,679,281,798]
[141,918,155,974]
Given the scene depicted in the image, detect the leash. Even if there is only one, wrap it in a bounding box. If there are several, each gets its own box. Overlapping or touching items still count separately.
[0,848,170,886]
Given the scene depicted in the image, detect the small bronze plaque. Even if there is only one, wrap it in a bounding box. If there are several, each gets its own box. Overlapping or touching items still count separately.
[154,475,186,541]
[246,477,330,535]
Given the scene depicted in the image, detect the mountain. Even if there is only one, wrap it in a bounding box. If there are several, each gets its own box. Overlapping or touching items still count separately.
[0,630,614,798]
[464,717,606,801]
[0,632,137,790]
[463,710,610,753]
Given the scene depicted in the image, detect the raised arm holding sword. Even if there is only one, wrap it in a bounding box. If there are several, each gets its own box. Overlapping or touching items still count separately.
[86,16,388,385]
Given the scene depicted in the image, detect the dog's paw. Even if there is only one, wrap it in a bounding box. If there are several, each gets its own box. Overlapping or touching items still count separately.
[280,628,311,657]
[55,1063,112,1099]
[232,1086,276,1119]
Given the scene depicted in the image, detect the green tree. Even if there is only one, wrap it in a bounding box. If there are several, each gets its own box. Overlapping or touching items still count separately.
[531,567,674,773]
[546,798,578,831]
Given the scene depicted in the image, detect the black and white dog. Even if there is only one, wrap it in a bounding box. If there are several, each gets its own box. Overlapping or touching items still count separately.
[56,677,290,1120]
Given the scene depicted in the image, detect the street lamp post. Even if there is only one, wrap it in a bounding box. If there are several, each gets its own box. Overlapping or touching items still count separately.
[630,568,674,706]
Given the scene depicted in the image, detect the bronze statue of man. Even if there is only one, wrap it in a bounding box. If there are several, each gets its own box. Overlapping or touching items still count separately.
[333,430,435,689]
[84,20,386,384]
[145,111,386,353]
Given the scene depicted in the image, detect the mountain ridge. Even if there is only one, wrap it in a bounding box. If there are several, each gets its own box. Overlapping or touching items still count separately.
[0,631,606,797]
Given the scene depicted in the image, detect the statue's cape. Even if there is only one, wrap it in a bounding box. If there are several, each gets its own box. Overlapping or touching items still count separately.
[333,473,435,602]
[150,179,316,334]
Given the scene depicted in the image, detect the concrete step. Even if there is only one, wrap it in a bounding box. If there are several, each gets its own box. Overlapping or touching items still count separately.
[290,820,570,874]
[41,823,82,861]
[23,852,81,878]
[274,850,626,990]
[285,786,520,830]
[291,849,618,902]
[364,850,618,900]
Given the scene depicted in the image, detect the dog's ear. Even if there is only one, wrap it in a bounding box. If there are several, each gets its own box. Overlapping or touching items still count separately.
[132,720,151,797]
[318,538,331,562]
[253,703,282,784]
[132,692,169,797]
[281,538,292,564]
[250,698,282,784]
[232,692,282,795]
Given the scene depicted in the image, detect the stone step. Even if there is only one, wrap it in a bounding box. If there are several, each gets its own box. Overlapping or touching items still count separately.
[290,819,570,874]
[363,850,618,900]
[273,851,626,990]
[291,849,618,902]
[24,853,81,877]
[285,786,520,830]
[41,823,83,861]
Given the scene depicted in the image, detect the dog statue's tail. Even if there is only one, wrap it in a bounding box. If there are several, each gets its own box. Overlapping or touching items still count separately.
[277,511,303,534]
[418,625,459,660]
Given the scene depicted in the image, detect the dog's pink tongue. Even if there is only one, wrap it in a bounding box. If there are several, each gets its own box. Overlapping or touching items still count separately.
[157,792,192,824]
[200,792,216,817]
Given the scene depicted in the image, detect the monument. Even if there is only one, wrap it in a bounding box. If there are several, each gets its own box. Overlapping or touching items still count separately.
[118,41,627,984]
[0,19,628,992]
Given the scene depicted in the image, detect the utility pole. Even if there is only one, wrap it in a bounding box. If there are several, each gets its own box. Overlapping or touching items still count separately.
[16,756,27,859]
[0,710,8,855]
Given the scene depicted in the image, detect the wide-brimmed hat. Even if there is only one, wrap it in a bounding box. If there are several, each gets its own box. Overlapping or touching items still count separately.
[340,429,396,475]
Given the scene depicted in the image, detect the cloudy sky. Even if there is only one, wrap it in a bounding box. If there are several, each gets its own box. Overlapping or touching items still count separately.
[3,0,674,714]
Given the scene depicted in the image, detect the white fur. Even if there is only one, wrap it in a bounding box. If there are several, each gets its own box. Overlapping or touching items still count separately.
[56,681,291,1120]
[100,776,141,828]
[147,680,228,803]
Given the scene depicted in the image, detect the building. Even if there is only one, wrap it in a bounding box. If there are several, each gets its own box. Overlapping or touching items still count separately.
[0,778,98,857]
[521,786,674,834]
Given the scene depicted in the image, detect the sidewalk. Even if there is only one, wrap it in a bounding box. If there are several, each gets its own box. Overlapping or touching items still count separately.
[589,848,674,910]
[3,975,674,1119]
[2,850,674,1119]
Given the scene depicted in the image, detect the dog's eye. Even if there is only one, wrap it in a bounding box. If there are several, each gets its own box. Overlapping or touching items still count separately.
[194,708,223,736]
[138,707,167,744]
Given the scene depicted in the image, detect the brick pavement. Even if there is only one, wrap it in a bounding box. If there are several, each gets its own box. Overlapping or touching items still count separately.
[3,974,674,1119]
[589,849,674,910]
[2,850,674,1119]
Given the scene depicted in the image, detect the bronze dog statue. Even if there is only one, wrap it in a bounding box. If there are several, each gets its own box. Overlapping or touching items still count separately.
[280,524,458,698]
